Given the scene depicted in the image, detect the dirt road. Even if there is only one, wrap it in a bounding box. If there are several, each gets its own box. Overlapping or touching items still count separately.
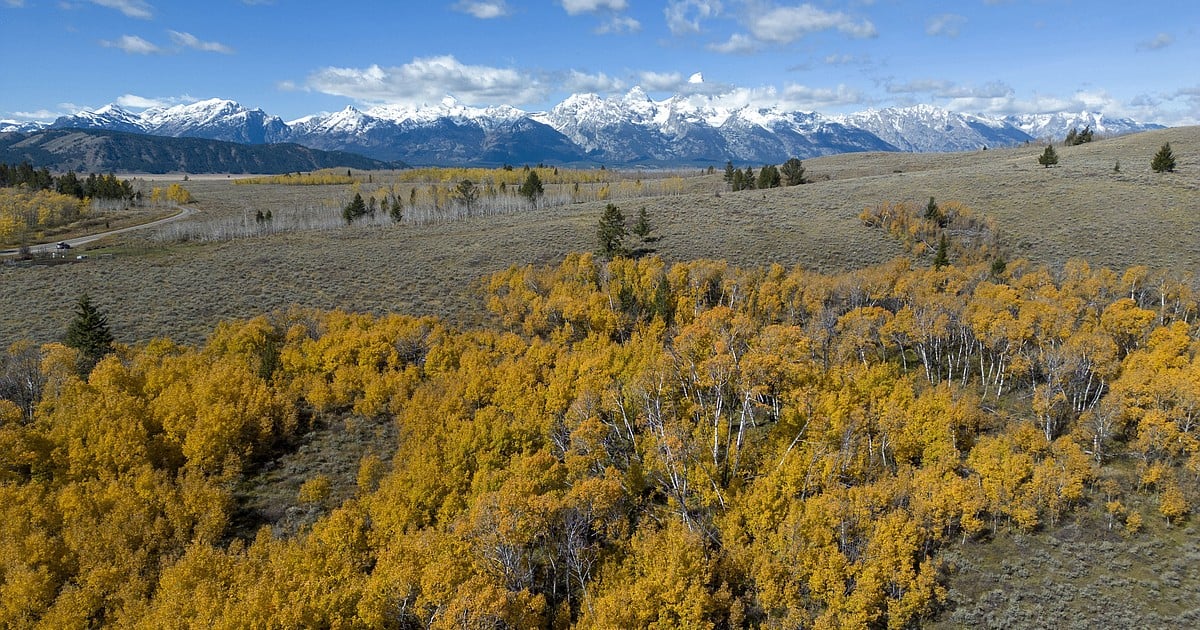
[0,205,195,256]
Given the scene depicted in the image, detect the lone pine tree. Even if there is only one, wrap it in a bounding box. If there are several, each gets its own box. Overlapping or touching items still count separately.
[1038,144,1059,168]
[632,206,652,242]
[519,171,544,207]
[780,157,806,186]
[1152,142,1177,173]
[597,203,629,257]
[64,292,115,373]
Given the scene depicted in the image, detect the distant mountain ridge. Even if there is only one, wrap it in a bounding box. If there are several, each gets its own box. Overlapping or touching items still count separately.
[0,129,394,174]
[36,92,1167,167]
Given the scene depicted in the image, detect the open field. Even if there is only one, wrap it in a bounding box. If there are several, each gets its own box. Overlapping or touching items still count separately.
[3,126,1196,348]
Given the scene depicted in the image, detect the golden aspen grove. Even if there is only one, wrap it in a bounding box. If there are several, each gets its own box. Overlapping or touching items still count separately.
[3,234,1199,626]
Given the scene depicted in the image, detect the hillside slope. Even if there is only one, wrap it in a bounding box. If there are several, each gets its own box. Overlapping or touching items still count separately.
[0,129,396,173]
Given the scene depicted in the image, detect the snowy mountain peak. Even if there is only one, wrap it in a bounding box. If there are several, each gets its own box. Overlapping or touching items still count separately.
[93,104,133,116]
[39,92,1167,166]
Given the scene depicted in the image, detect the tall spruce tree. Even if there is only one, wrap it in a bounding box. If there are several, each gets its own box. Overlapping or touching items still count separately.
[64,292,115,373]
[1152,142,1177,173]
[597,203,628,257]
[632,206,652,241]
[932,234,950,269]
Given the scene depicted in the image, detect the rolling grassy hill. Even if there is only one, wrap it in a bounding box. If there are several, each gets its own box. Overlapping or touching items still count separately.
[2,126,1195,348]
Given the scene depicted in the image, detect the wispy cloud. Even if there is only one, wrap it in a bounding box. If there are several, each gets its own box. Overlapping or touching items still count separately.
[595,15,640,34]
[708,33,757,54]
[706,82,866,112]
[305,55,546,107]
[664,0,722,35]
[114,93,196,109]
[4,0,27,8]
[559,0,637,34]
[100,34,163,54]
[638,71,685,92]
[89,0,153,19]
[559,0,626,15]
[562,70,626,94]
[168,30,234,54]
[9,109,62,120]
[711,2,874,54]
[886,79,1012,100]
[747,4,876,44]
[1137,32,1173,51]
[452,1,510,19]
[926,13,965,38]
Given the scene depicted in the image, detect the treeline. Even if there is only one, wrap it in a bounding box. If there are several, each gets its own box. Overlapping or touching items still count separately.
[0,161,133,201]
[1,249,1197,627]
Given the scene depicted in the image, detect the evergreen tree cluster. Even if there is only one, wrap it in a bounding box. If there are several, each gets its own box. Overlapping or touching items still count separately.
[1063,126,1094,146]
[341,192,368,224]
[0,162,133,200]
[724,158,806,191]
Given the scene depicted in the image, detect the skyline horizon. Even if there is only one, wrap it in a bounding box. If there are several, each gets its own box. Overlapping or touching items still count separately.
[3,1,1198,127]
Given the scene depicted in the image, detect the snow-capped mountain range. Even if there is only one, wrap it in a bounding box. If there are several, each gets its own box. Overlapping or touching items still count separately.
[2,93,1166,166]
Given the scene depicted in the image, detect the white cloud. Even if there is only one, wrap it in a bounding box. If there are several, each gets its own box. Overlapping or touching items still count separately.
[559,0,626,15]
[9,109,61,120]
[925,13,965,38]
[115,94,166,108]
[945,89,1117,118]
[169,30,234,54]
[748,4,876,44]
[664,0,722,35]
[89,0,152,19]
[708,33,757,54]
[305,55,546,107]
[563,70,626,94]
[560,0,636,34]
[114,93,196,109]
[778,83,865,109]
[638,71,685,92]
[4,1,27,8]
[596,14,640,34]
[1137,32,1173,51]
[453,1,510,19]
[704,83,865,112]
[100,34,163,54]
[887,79,1012,100]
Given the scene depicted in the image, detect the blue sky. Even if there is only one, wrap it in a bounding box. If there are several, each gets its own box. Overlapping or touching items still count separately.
[3,0,1198,124]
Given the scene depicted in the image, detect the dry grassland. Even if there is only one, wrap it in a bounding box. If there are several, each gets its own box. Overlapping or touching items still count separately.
[1,127,1197,348]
